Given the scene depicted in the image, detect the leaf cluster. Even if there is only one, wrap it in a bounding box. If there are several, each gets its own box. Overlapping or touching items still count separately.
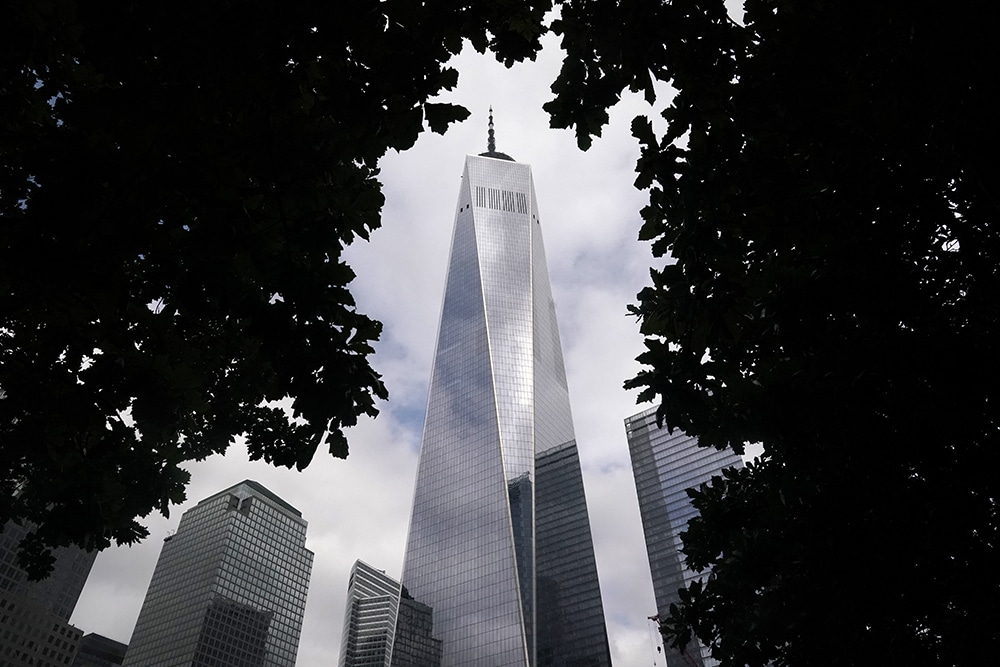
[0,0,550,576]
[549,1,1000,664]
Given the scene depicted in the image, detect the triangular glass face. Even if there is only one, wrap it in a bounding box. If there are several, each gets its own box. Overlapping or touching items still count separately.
[402,159,527,665]
[400,155,611,667]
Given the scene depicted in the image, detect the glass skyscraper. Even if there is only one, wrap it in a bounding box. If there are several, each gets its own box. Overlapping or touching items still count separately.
[0,519,96,666]
[625,406,745,667]
[123,480,313,667]
[337,559,442,667]
[399,125,611,667]
[338,560,401,667]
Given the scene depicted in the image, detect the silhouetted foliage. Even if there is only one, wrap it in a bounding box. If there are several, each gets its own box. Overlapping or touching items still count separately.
[0,0,550,577]
[548,1,999,665]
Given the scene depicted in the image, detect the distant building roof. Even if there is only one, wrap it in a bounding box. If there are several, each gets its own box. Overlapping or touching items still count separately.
[203,479,303,518]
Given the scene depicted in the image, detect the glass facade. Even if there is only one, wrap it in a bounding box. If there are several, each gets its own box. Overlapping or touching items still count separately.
[0,519,95,665]
[625,406,745,667]
[122,480,313,667]
[336,559,443,667]
[400,153,611,666]
[338,560,401,667]
[71,632,129,666]
[535,441,612,667]
[390,592,442,667]
[0,519,96,621]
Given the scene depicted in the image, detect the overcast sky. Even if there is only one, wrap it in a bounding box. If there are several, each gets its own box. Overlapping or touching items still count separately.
[71,34,681,667]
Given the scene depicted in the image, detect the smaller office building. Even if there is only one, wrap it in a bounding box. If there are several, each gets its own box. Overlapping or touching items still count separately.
[123,480,313,667]
[0,519,97,666]
[338,559,441,667]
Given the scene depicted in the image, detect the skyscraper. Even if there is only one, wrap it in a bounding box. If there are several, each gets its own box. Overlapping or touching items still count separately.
[625,406,744,667]
[339,560,401,667]
[123,480,313,667]
[399,118,611,666]
[0,519,96,666]
[337,560,442,667]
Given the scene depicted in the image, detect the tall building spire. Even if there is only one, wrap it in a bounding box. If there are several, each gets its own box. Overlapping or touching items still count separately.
[487,106,496,153]
[479,107,514,161]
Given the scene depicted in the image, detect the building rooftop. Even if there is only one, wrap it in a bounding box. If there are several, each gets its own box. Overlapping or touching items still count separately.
[202,479,303,518]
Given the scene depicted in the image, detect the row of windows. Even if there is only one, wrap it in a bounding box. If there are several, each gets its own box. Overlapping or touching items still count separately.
[1,642,74,666]
[474,185,530,214]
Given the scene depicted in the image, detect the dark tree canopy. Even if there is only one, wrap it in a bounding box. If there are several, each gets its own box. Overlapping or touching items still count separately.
[547,0,999,665]
[0,0,550,576]
[5,1,999,659]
